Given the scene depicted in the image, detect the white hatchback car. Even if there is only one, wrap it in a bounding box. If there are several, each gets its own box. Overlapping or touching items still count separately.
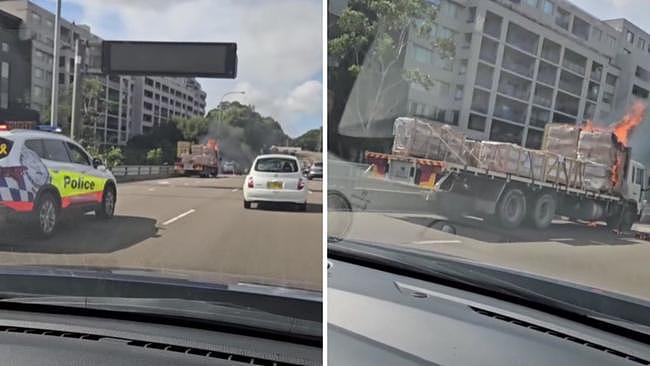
[243,154,308,211]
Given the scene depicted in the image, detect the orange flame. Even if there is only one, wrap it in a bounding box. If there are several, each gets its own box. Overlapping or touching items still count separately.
[613,101,646,147]
[611,155,622,188]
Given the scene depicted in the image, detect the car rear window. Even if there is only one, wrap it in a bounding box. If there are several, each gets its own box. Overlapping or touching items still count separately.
[315,162,322,167]
[255,158,299,173]
[0,137,12,159]
[24,139,45,158]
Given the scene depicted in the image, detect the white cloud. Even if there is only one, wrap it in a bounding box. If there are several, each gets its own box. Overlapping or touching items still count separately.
[65,0,323,135]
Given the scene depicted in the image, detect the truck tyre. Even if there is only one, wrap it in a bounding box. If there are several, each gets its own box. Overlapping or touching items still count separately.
[244,200,251,209]
[606,204,635,232]
[34,192,58,237]
[496,187,527,229]
[527,193,556,229]
[96,185,116,219]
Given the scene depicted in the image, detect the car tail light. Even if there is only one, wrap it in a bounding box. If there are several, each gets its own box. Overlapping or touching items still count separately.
[0,124,7,131]
[247,176,254,188]
[298,177,305,190]
[0,166,26,181]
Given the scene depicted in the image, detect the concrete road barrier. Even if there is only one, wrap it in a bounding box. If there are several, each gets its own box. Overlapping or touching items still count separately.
[112,165,175,182]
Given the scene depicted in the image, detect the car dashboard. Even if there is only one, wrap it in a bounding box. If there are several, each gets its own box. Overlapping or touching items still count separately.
[328,259,650,366]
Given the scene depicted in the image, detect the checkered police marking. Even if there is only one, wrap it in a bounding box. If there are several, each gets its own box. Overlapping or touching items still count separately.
[0,175,34,203]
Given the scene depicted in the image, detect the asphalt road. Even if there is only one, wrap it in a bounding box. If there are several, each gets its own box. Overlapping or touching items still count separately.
[0,176,323,292]
[332,209,650,301]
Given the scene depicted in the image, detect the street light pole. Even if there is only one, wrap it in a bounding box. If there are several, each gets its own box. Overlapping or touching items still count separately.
[50,0,61,128]
[217,90,245,125]
[70,38,81,139]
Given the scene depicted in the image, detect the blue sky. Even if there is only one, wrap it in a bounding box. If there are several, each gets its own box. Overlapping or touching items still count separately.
[33,0,323,137]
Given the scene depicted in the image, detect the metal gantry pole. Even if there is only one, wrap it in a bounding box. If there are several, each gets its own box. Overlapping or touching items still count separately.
[49,0,62,127]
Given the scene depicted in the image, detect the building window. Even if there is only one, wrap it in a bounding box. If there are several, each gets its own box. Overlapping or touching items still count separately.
[483,11,503,39]
[555,7,570,30]
[45,19,53,28]
[524,0,538,8]
[467,7,476,23]
[639,38,646,49]
[34,67,44,79]
[0,43,7,53]
[571,16,590,41]
[542,0,554,15]
[31,12,41,23]
[414,45,433,63]
[626,30,635,44]
[633,85,649,99]
[34,85,43,97]
[602,92,613,104]
[592,27,602,41]
[439,81,450,97]
[455,85,464,100]
[607,34,616,48]
[606,73,617,86]
[468,114,486,132]
[459,59,468,75]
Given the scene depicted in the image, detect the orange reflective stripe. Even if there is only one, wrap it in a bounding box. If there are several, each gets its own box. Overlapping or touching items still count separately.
[0,201,33,212]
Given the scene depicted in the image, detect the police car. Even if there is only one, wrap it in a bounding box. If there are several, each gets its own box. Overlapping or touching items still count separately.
[0,128,117,237]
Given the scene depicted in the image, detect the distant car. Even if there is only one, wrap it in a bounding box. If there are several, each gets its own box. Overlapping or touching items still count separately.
[0,129,117,237]
[307,162,323,180]
[222,161,236,175]
[243,154,308,211]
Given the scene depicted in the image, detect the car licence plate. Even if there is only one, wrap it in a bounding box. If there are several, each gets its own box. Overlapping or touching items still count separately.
[267,181,283,189]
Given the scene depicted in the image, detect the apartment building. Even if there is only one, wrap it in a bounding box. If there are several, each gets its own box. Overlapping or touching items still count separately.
[132,76,206,134]
[0,0,206,145]
[402,0,650,149]
[0,8,36,122]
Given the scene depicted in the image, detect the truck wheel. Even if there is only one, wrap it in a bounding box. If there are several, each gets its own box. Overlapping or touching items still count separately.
[527,193,556,229]
[496,187,527,229]
[96,186,116,219]
[610,205,636,232]
[34,192,58,237]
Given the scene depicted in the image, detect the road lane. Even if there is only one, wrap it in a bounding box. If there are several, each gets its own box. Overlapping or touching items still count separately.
[332,210,650,300]
[0,176,323,292]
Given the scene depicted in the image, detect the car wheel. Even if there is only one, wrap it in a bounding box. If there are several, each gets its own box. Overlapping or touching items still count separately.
[35,192,58,237]
[244,200,251,209]
[96,185,116,219]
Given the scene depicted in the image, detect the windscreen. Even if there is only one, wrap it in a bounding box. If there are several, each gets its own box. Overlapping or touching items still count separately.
[0,0,323,337]
[327,0,650,316]
[255,158,299,173]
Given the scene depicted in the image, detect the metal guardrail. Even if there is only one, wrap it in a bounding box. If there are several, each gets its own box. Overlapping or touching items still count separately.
[111,165,175,182]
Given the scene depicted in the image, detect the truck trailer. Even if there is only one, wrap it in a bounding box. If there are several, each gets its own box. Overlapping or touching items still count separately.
[363,117,648,232]
[175,139,220,177]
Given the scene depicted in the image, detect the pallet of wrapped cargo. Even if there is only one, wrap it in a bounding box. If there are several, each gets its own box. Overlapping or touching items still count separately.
[542,123,581,158]
[577,129,628,193]
[392,117,471,164]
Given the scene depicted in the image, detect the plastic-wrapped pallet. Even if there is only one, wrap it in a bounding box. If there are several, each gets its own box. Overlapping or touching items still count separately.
[542,124,580,158]
[583,161,613,192]
[577,130,617,166]
[391,117,469,164]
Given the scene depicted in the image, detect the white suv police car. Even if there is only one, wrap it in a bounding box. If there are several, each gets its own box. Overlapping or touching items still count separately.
[0,129,117,237]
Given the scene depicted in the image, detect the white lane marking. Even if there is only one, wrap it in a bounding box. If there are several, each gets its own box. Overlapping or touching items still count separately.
[232,188,239,192]
[162,209,196,226]
[183,183,189,186]
[550,238,574,241]
[148,187,156,192]
[157,181,170,185]
[411,240,462,244]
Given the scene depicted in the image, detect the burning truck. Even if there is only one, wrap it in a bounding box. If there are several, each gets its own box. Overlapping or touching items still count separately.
[364,102,648,231]
[175,139,221,178]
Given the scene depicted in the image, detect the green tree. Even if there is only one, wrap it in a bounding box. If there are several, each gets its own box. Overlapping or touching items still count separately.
[78,78,105,146]
[329,0,455,135]
[173,116,209,142]
[293,128,322,152]
[146,148,164,165]
[84,145,124,169]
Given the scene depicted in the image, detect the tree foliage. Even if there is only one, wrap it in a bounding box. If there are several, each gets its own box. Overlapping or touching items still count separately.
[329,0,455,135]
[146,148,164,165]
[292,128,322,152]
